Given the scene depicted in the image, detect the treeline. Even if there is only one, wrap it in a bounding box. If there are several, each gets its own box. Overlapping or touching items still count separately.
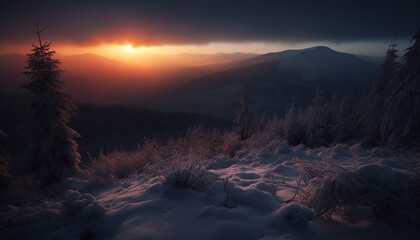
[237,28,420,150]
[234,85,361,148]
[279,88,360,148]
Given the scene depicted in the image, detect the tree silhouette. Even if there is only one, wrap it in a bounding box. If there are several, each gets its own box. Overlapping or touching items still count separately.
[305,88,328,148]
[333,96,354,143]
[283,103,300,146]
[361,42,399,147]
[21,23,81,187]
[381,28,420,148]
[234,86,256,141]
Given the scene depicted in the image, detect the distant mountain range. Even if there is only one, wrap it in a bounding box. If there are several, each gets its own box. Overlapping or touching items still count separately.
[0,52,250,102]
[0,47,381,118]
[152,52,259,66]
[135,46,380,118]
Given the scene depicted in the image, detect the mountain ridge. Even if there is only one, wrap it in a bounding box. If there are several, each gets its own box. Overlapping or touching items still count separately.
[0,46,381,118]
[142,46,380,118]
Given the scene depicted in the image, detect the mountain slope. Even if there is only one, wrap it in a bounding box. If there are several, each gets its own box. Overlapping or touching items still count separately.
[191,46,377,90]
[146,47,379,118]
[0,47,380,119]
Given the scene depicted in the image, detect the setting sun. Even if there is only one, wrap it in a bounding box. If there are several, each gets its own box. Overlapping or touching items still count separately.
[125,44,134,53]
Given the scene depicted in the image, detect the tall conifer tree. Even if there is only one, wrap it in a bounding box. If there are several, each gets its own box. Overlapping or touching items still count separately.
[21,23,80,186]
[234,86,256,141]
[305,88,328,148]
[283,104,300,146]
[361,42,399,146]
[381,28,420,148]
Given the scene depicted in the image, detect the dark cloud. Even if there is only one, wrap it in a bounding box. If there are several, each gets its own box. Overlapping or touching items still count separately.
[1,0,419,46]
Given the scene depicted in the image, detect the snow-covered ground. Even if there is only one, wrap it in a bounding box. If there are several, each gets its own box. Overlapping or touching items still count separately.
[1,144,419,240]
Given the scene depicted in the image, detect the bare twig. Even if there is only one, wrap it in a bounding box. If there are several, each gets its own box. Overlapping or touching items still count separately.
[396,154,418,173]
[284,176,304,203]
[223,175,233,207]
[266,170,307,203]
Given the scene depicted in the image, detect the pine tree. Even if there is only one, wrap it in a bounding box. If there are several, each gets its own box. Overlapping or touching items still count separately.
[234,86,256,141]
[258,111,267,132]
[305,88,328,148]
[21,23,81,186]
[283,103,300,146]
[333,97,353,143]
[381,28,420,148]
[0,129,12,192]
[361,42,399,147]
[325,92,340,143]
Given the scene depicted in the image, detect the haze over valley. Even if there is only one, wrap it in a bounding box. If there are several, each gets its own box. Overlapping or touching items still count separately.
[1,46,380,118]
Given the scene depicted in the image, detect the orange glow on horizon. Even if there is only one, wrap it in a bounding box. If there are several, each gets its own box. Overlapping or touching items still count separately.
[1,42,299,59]
[1,40,391,67]
[0,41,316,68]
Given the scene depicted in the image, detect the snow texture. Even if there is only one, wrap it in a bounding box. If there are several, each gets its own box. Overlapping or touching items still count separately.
[1,143,419,240]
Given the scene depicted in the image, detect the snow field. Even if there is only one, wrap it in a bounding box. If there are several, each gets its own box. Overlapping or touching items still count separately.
[1,144,419,240]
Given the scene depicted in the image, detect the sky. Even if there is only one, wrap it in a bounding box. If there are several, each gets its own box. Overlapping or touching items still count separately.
[1,0,419,58]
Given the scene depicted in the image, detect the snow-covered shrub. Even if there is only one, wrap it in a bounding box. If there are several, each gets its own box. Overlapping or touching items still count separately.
[305,171,363,218]
[85,126,229,180]
[222,132,243,158]
[304,164,418,224]
[65,190,106,220]
[330,144,353,160]
[272,203,314,227]
[86,147,155,180]
[293,156,340,184]
[149,151,217,192]
[64,190,106,238]
[176,125,225,158]
[244,117,285,153]
[65,177,88,191]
